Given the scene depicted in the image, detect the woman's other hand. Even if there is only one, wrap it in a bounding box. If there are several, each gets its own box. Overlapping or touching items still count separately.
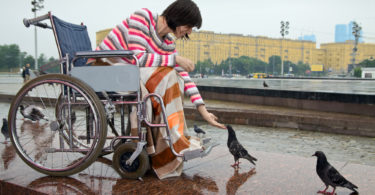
[176,56,195,72]
[197,105,226,129]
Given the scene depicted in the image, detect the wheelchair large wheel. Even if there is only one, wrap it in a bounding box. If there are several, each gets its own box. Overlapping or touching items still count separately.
[112,142,149,179]
[8,74,107,176]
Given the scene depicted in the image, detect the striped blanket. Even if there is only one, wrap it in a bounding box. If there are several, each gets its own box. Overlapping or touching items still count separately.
[129,67,201,179]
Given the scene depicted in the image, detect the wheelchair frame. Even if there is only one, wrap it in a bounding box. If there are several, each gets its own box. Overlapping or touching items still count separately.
[9,12,212,179]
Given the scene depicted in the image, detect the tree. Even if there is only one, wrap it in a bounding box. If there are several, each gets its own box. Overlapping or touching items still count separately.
[194,59,214,75]
[0,43,59,73]
[38,53,47,67]
[353,67,362,77]
[268,55,281,75]
[0,44,21,71]
[23,55,35,69]
[359,58,375,68]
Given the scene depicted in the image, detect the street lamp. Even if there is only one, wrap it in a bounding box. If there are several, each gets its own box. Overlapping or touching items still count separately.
[280,21,289,76]
[31,0,44,70]
[350,21,361,75]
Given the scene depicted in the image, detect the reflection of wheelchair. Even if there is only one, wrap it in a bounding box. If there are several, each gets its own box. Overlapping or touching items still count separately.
[8,12,213,179]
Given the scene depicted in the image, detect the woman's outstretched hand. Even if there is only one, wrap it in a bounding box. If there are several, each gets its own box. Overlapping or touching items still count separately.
[176,56,195,72]
[197,105,226,129]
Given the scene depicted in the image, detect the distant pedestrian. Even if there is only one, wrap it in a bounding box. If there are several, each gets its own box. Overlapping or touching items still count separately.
[21,66,26,82]
[24,64,31,83]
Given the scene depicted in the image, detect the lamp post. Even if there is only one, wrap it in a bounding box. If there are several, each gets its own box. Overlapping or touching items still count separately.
[31,0,44,70]
[280,21,289,76]
[350,21,361,75]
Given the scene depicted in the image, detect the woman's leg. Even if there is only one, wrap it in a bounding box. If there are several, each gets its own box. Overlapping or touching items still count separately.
[139,67,192,179]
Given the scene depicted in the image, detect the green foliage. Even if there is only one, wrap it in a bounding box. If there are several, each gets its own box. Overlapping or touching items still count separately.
[268,55,281,74]
[24,55,35,69]
[193,55,311,76]
[0,44,57,72]
[0,44,21,71]
[353,67,362,77]
[358,58,375,67]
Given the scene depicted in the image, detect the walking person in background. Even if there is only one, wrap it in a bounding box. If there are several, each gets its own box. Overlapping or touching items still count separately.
[21,66,26,83]
[24,64,30,83]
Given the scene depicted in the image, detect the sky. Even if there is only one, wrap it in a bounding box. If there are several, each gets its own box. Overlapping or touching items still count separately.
[1,0,375,59]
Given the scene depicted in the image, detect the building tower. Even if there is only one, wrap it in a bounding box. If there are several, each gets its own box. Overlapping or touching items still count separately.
[335,24,347,43]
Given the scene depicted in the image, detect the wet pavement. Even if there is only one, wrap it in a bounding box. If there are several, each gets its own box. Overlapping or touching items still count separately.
[1,141,375,194]
[1,74,375,194]
[1,109,375,194]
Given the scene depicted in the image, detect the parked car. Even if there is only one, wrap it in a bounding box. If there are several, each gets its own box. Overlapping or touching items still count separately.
[252,73,267,78]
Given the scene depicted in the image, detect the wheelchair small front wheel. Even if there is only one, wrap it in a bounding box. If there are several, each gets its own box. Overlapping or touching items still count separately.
[112,142,149,179]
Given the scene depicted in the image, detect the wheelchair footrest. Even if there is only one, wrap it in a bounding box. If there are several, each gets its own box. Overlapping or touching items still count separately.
[183,138,219,161]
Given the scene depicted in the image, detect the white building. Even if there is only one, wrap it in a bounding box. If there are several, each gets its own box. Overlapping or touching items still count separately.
[361,68,375,79]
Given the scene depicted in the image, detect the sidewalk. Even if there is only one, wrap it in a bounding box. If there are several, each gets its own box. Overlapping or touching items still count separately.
[1,144,374,194]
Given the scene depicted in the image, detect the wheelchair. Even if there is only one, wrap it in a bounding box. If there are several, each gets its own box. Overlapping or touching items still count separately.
[8,12,214,179]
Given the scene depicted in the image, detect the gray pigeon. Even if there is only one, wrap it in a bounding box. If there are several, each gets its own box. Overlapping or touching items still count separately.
[227,125,257,168]
[20,105,48,121]
[263,81,269,88]
[312,151,358,195]
[1,118,9,141]
[194,124,205,135]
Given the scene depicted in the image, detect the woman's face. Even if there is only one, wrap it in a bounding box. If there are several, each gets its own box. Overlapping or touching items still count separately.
[174,25,193,39]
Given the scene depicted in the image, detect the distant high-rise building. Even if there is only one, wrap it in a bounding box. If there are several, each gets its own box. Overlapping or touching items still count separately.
[298,34,316,42]
[335,22,363,43]
[335,24,347,43]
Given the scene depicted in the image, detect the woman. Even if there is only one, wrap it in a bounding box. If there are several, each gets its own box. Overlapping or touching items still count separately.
[93,0,225,179]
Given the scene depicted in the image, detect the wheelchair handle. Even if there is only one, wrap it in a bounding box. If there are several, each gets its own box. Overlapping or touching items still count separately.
[23,12,50,28]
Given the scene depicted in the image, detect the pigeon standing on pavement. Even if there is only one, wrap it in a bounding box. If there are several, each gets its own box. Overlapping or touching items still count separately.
[226,125,257,168]
[263,81,269,88]
[194,124,206,135]
[1,118,9,142]
[312,151,358,195]
[20,105,48,121]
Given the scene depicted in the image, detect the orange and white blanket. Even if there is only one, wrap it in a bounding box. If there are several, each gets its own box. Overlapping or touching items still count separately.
[129,67,201,179]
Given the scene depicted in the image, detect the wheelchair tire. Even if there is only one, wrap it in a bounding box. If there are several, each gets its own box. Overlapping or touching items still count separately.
[8,74,107,176]
[112,142,149,179]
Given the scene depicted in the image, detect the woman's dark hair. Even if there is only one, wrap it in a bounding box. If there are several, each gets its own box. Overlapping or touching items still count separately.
[161,0,202,39]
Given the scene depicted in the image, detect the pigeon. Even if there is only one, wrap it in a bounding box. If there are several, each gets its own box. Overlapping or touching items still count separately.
[226,125,257,168]
[1,118,9,141]
[263,81,269,88]
[194,124,206,135]
[312,151,358,195]
[20,105,48,121]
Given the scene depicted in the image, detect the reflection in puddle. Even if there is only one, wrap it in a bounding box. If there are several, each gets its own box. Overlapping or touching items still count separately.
[1,143,15,170]
[112,173,218,194]
[226,168,256,195]
[28,176,96,195]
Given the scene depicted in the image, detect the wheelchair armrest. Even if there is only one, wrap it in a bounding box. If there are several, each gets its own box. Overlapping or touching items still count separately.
[75,50,134,58]
[72,50,135,65]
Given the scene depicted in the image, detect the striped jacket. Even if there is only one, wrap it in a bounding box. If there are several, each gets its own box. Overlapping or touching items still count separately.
[95,8,204,106]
